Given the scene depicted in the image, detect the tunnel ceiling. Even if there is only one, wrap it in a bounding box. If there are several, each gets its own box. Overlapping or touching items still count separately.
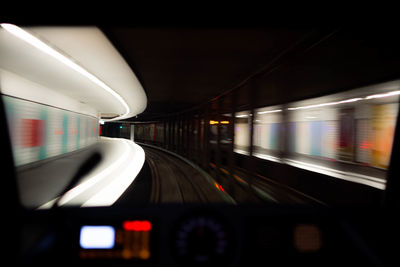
[102,22,400,122]
[103,27,312,120]
[6,13,400,122]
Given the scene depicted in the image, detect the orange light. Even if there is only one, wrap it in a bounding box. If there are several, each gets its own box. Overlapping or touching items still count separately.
[209,120,229,125]
[234,175,246,184]
[215,182,220,190]
[293,224,322,252]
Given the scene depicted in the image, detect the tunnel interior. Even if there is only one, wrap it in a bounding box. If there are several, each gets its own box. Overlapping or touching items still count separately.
[2,20,400,267]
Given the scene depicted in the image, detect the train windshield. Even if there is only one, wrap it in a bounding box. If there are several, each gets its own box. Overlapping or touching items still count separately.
[1,24,399,209]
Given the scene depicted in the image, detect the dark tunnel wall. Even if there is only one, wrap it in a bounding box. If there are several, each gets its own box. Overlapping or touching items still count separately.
[129,25,400,206]
[250,26,400,110]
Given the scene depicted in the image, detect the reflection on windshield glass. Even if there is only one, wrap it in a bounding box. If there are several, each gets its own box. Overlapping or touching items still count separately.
[133,81,399,205]
[1,25,399,209]
[3,80,399,208]
[235,84,398,189]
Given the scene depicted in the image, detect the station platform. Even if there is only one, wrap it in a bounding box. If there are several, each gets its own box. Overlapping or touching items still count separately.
[16,137,145,209]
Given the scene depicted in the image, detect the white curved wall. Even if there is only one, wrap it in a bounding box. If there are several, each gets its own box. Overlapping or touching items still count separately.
[1,69,100,166]
[0,25,147,121]
[1,69,98,117]
[0,25,148,167]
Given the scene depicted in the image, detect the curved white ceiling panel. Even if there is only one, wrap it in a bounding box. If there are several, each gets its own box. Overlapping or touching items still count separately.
[0,24,147,121]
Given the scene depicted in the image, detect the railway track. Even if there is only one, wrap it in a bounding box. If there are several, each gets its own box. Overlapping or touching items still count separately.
[143,146,228,203]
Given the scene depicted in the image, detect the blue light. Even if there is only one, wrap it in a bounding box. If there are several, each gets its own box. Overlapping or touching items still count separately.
[80,226,115,249]
[120,125,123,129]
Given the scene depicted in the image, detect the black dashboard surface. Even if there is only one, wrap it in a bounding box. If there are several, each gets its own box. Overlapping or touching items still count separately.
[13,204,399,267]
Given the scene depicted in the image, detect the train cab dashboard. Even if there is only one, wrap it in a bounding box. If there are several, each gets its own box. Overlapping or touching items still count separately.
[12,204,399,267]
[2,23,400,267]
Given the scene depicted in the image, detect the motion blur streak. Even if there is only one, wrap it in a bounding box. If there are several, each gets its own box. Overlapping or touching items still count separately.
[257,109,282,114]
[0,23,130,119]
[56,138,131,206]
[40,138,145,208]
[365,90,400,99]
[283,159,386,189]
[220,81,400,194]
[83,139,145,207]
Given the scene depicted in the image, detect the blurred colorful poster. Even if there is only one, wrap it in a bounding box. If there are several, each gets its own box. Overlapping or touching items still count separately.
[372,104,397,168]
[310,121,322,156]
[269,123,280,150]
[288,122,296,153]
[338,108,355,161]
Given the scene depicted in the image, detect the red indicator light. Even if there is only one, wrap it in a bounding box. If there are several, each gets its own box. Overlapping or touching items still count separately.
[141,221,152,231]
[123,220,152,231]
[219,185,225,193]
[214,181,225,193]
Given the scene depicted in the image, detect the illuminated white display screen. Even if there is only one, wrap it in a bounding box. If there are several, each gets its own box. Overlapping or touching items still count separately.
[80,226,115,249]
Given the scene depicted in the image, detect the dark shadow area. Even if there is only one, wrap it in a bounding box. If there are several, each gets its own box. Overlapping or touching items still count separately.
[114,160,152,206]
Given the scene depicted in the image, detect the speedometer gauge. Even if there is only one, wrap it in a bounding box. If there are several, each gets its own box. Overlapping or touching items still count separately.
[171,213,233,266]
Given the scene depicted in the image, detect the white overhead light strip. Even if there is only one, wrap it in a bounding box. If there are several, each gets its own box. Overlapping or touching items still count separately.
[288,90,400,111]
[365,90,400,100]
[338,97,363,104]
[0,23,130,120]
[287,101,337,111]
[235,114,249,118]
[257,109,282,114]
[288,95,375,111]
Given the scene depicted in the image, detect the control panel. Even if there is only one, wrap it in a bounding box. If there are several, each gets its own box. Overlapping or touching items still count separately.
[16,205,387,266]
[79,220,152,260]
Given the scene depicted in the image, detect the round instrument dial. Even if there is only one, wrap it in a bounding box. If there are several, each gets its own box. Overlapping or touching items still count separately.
[171,214,232,266]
